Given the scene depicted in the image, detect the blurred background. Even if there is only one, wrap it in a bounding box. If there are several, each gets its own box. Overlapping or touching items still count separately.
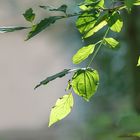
[0,0,140,140]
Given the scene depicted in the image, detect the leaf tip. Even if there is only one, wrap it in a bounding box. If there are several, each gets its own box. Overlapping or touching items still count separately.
[34,84,41,90]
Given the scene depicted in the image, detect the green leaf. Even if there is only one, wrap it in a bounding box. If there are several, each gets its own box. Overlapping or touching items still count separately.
[66,80,72,91]
[79,0,104,10]
[104,38,119,49]
[128,132,140,137]
[35,69,70,89]
[84,20,107,38]
[96,0,104,8]
[120,132,140,138]
[23,8,35,23]
[72,44,95,64]
[49,93,74,127]
[0,26,28,33]
[39,5,50,9]
[137,56,140,66]
[134,0,140,5]
[83,13,108,38]
[125,0,135,10]
[40,4,68,13]
[76,12,99,34]
[108,12,123,33]
[26,16,63,40]
[50,4,67,13]
[72,68,99,101]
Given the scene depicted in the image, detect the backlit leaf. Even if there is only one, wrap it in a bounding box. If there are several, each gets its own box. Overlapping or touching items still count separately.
[83,13,108,38]
[134,0,140,5]
[120,132,140,138]
[108,12,123,33]
[84,20,107,38]
[72,44,95,64]
[72,68,99,101]
[26,16,63,40]
[40,4,67,13]
[79,0,104,10]
[23,8,35,22]
[49,93,74,127]
[97,0,104,8]
[35,69,70,89]
[76,12,99,34]
[104,38,119,49]
[137,56,140,66]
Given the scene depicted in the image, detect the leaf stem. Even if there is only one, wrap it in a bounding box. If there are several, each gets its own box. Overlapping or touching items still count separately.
[86,28,110,68]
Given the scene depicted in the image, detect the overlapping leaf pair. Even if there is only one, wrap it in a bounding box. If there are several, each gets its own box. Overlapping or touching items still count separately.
[35,67,99,126]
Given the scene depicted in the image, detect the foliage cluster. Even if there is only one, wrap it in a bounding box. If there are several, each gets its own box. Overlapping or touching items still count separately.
[0,0,140,128]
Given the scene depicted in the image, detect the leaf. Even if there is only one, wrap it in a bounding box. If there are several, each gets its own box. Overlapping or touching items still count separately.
[26,16,63,40]
[84,20,107,38]
[50,4,67,13]
[40,4,67,13]
[76,12,99,34]
[23,8,35,22]
[96,0,104,8]
[79,0,104,10]
[49,93,74,127]
[125,0,135,10]
[120,132,140,138]
[137,56,140,66]
[128,132,140,137]
[104,38,119,49]
[35,69,70,89]
[108,12,123,33]
[72,44,95,64]
[66,80,72,91]
[0,26,28,33]
[39,5,49,9]
[72,68,99,101]
[83,13,108,38]
[134,0,140,5]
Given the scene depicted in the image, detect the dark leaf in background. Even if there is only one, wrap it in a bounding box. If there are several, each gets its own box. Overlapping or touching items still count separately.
[26,16,64,40]
[0,26,29,33]
[40,4,68,14]
[23,8,35,23]
[35,69,71,89]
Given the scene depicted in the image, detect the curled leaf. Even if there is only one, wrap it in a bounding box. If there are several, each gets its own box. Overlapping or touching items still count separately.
[50,4,67,13]
[0,26,29,33]
[40,4,67,13]
[35,69,70,89]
